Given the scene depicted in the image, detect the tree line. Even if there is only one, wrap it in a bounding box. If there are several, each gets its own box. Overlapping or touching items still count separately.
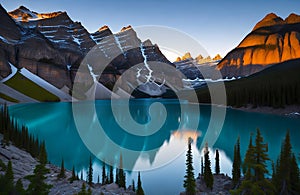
[231,129,300,194]
[183,129,300,195]
[193,78,300,109]
[0,103,43,158]
[191,59,300,108]
[0,103,51,194]
[0,103,145,194]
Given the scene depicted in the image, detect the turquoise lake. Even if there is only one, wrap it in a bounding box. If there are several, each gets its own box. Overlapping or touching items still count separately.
[9,99,300,195]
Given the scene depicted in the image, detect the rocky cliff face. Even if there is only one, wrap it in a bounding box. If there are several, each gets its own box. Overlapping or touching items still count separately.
[174,53,222,80]
[89,25,175,92]
[217,13,300,77]
[0,5,22,78]
[0,5,175,96]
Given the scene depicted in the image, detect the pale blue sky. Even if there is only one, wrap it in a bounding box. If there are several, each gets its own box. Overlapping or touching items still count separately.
[1,0,300,59]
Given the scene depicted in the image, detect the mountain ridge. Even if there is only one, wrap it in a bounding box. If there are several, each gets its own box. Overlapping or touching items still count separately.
[217,12,300,78]
[0,4,178,101]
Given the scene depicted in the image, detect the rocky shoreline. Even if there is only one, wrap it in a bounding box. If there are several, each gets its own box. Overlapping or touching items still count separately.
[0,135,135,195]
[180,173,232,195]
[233,104,300,117]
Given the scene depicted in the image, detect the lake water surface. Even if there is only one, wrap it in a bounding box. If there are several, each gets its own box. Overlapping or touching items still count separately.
[9,99,300,195]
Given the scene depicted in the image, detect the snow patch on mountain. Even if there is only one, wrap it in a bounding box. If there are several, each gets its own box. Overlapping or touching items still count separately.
[114,35,124,54]
[87,64,99,82]
[182,77,239,88]
[0,35,17,44]
[72,35,81,45]
[137,82,167,96]
[0,63,18,82]
[140,43,153,82]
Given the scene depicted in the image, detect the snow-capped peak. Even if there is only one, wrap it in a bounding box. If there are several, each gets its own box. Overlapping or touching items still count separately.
[9,6,64,22]
[98,25,110,32]
[120,25,132,32]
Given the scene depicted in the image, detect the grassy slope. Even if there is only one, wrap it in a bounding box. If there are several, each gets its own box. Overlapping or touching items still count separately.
[3,72,59,102]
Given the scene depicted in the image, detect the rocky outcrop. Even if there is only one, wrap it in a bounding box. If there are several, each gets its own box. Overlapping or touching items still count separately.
[252,13,285,31]
[175,53,220,64]
[182,52,193,60]
[174,53,221,81]
[8,6,95,54]
[89,25,177,93]
[0,5,21,41]
[180,174,232,195]
[217,13,300,77]
[175,57,182,62]
[213,54,222,61]
[195,54,203,62]
[0,5,22,78]
[91,25,113,44]
[0,136,135,195]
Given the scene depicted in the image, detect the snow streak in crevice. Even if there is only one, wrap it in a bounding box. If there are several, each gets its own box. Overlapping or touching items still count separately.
[140,43,153,83]
[114,35,124,54]
[87,64,99,82]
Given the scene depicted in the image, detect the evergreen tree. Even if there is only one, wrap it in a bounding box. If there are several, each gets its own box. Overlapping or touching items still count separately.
[70,165,77,183]
[115,168,119,184]
[78,183,87,195]
[87,156,93,186]
[80,171,83,180]
[0,158,6,171]
[109,165,114,184]
[3,160,14,194]
[0,175,5,194]
[132,179,136,192]
[105,170,109,184]
[231,129,275,195]
[242,135,255,179]
[26,164,52,195]
[15,178,26,195]
[232,137,241,188]
[39,141,47,165]
[201,156,204,176]
[58,158,66,178]
[215,149,220,175]
[290,154,300,194]
[26,141,52,194]
[118,154,126,188]
[3,124,10,146]
[273,131,300,194]
[87,187,92,195]
[183,138,196,195]
[136,172,145,195]
[204,143,213,190]
[102,161,106,184]
[254,129,269,180]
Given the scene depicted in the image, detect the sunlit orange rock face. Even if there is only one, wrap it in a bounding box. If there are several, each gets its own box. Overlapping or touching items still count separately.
[213,54,222,61]
[175,57,182,62]
[182,52,192,60]
[217,13,300,77]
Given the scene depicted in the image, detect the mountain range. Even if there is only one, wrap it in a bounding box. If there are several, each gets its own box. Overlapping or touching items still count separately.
[0,5,300,106]
[0,5,177,102]
[175,52,222,63]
